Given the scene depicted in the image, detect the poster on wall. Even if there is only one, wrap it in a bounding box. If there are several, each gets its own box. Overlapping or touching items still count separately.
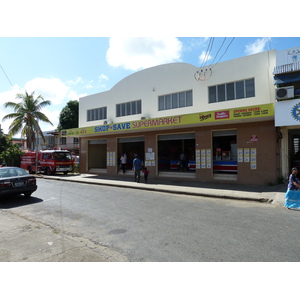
[206,149,211,168]
[201,149,206,168]
[238,148,243,162]
[196,149,201,169]
[244,148,250,163]
[107,152,116,166]
[251,148,257,169]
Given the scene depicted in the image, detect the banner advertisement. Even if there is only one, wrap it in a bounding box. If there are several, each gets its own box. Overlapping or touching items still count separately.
[275,99,300,126]
[62,103,274,137]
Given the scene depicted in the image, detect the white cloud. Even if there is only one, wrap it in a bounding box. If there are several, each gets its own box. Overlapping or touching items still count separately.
[198,50,212,65]
[0,77,85,135]
[84,80,94,89]
[40,108,61,132]
[67,90,87,101]
[99,74,108,82]
[24,78,70,105]
[0,86,23,134]
[66,77,84,86]
[245,38,270,55]
[106,37,183,71]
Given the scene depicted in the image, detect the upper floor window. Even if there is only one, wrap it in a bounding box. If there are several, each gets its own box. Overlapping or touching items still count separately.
[87,107,107,122]
[116,99,141,117]
[158,90,193,111]
[208,78,255,103]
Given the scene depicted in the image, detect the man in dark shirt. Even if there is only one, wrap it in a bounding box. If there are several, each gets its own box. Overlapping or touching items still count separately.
[133,155,142,183]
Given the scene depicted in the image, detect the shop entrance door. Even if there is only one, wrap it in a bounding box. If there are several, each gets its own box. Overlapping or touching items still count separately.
[88,139,107,172]
[118,137,145,173]
[212,130,237,180]
[288,129,300,174]
[158,133,195,177]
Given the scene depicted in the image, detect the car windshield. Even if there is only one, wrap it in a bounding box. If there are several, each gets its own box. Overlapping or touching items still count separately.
[0,168,28,178]
[54,152,72,161]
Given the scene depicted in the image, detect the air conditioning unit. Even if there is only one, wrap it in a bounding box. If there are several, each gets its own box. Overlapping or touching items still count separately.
[276,86,294,100]
[103,119,112,125]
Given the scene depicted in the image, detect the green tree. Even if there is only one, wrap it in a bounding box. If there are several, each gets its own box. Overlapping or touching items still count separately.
[0,141,24,167]
[0,129,23,166]
[2,91,53,151]
[57,100,79,130]
[0,127,9,154]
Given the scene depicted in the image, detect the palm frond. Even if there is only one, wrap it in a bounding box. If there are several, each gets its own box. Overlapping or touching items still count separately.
[2,90,53,150]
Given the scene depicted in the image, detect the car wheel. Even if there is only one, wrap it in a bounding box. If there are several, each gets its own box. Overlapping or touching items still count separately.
[24,192,32,197]
[28,166,34,174]
[63,171,68,175]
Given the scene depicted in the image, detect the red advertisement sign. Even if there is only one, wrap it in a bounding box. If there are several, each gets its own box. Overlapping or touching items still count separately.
[215,111,230,119]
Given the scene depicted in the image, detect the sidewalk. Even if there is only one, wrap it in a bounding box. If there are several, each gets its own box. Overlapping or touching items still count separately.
[42,172,287,207]
[0,209,129,262]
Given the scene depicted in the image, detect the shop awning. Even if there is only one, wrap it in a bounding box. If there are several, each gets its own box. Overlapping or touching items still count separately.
[274,72,300,84]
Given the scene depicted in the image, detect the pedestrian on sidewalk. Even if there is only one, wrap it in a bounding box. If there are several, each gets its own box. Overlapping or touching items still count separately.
[284,167,300,209]
[120,153,127,174]
[132,154,142,183]
[142,167,150,183]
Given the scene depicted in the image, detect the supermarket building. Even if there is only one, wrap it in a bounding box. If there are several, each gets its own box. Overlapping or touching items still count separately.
[62,49,278,185]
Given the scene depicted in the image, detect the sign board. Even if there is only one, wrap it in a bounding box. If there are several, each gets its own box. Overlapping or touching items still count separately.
[62,103,274,137]
[275,99,300,126]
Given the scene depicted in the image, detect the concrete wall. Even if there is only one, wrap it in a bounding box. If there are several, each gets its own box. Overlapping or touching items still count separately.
[79,50,276,128]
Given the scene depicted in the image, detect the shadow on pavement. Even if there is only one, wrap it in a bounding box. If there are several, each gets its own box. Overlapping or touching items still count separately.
[54,173,287,194]
[0,195,43,209]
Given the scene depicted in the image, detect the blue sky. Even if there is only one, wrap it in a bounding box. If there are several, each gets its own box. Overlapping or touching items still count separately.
[1,37,300,135]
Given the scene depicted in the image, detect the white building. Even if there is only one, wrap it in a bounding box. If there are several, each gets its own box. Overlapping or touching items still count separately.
[62,49,279,185]
[274,46,300,179]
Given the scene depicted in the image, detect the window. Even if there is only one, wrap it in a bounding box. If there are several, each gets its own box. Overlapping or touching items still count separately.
[158,90,193,111]
[116,100,142,117]
[212,130,237,176]
[87,107,107,122]
[158,133,195,172]
[61,137,66,145]
[209,78,255,103]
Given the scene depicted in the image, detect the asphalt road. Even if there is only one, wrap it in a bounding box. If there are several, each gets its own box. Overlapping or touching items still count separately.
[1,178,300,262]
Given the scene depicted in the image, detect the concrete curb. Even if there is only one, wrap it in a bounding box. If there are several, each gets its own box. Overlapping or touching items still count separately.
[39,174,278,203]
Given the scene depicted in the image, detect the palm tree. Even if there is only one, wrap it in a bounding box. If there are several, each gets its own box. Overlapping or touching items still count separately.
[2,91,53,150]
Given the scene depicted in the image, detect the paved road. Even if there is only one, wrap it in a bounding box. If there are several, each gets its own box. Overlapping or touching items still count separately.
[1,178,300,262]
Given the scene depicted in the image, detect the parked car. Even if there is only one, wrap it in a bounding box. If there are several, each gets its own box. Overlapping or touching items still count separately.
[0,167,37,197]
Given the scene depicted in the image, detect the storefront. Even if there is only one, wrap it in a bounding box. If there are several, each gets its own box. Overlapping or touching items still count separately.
[63,102,278,185]
[275,99,300,179]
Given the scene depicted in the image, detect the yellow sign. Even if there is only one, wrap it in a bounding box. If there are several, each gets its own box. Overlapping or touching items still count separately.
[62,103,274,137]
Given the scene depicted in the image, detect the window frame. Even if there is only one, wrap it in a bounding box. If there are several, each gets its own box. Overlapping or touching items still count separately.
[158,90,193,111]
[208,78,255,103]
[87,106,107,122]
[116,99,142,117]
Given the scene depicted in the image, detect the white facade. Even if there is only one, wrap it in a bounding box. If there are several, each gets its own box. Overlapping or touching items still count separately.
[79,50,276,128]
[69,49,280,185]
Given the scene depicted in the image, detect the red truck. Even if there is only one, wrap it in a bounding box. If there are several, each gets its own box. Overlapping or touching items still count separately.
[21,149,74,175]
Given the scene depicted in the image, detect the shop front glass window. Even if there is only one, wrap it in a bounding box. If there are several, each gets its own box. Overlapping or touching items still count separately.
[158,134,195,172]
[212,130,237,175]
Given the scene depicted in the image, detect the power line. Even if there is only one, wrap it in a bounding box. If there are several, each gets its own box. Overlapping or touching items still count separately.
[208,37,227,68]
[194,37,235,81]
[0,64,14,87]
[200,37,214,68]
[211,37,235,69]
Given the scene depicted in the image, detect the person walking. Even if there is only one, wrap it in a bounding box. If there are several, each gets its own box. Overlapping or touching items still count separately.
[142,167,150,183]
[120,153,127,174]
[132,154,142,183]
[284,167,300,209]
